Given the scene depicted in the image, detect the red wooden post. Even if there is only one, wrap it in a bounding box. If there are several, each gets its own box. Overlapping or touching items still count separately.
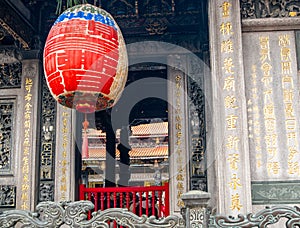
[139,191,143,216]
[132,193,136,213]
[107,193,110,209]
[88,192,92,219]
[126,192,130,209]
[79,184,85,200]
[120,192,123,208]
[113,193,117,228]
[94,192,98,212]
[164,182,170,216]
[158,191,162,217]
[100,192,104,210]
[146,192,149,215]
[113,192,117,208]
[151,191,155,216]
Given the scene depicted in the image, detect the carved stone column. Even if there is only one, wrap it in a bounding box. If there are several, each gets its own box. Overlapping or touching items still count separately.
[54,106,76,201]
[17,51,41,210]
[181,190,211,228]
[168,54,190,214]
[208,0,252,215]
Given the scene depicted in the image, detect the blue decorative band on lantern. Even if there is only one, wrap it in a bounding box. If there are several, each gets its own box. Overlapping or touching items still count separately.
[54,9,117,31]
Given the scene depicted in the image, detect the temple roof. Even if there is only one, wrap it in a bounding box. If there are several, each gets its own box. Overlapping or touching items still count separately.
[83,121,169,160]
[84,145,168,160]
[86,121,168,138]
[131,122,168,137]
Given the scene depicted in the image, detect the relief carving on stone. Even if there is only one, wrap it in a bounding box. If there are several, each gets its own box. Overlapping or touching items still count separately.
[188,78,206,191]
[241,0,300,19]
[39,183,54,202]
[0,63,22,88]
[0,101,14,173]
[190,208,205,227]
[251,182,300,204]
[210,206,300,227]
[0,201,183,227]
[187,54,207,191]
[38,78,57,202]
[23,63,37,78]
[0,185,15,208]
[256,186,300,200]
[0,48,22,88]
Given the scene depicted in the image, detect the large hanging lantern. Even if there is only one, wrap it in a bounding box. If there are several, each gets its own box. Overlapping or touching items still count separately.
[43,4,128,113]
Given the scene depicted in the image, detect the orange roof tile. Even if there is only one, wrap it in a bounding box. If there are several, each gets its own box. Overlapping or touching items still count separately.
[86,145,168,159]
[84,122,168,138]
[131,122,168,136]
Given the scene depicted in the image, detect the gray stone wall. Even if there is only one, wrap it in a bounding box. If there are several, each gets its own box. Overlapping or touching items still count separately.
[242,12,300,208]
[0,48,42,211]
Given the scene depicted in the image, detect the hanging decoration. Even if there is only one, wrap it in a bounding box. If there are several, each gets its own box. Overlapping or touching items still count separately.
[56,0,88,15]
[43,4,128,113]
[82,113,89,159]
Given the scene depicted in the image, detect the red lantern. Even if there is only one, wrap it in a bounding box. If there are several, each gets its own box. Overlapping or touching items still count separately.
[43,4,128,113]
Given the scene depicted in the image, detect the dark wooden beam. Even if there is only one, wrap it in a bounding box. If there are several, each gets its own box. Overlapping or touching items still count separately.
[0,0,36,49]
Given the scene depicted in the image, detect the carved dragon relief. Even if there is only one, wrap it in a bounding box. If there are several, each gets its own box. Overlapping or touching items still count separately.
[241,0,300,19]
[0,201,183,227]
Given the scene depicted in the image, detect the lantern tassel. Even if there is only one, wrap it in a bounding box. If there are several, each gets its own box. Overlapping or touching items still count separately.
[56,0,88,15]
[56,0,62,15]
[82,113,89,159]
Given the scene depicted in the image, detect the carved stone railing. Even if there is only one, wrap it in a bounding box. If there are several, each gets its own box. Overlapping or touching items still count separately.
[209,206,300,227]
[0,201,184,227]
[3,193,300,227]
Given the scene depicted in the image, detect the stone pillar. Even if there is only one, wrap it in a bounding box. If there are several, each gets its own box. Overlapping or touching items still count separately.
[168,54,190,214]
[181,190,211,228]
[17,51,41,210]
[54,106,76,201]
[208,0,252,215]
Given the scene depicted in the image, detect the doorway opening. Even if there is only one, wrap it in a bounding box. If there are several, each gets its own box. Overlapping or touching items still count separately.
[80,63,169,188]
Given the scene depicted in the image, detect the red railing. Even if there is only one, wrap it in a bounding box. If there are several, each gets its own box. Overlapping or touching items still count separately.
[79,183,170,220]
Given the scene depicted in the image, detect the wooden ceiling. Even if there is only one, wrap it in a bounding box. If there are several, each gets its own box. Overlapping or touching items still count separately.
[2,0,208,51]
[1,0,208,130]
